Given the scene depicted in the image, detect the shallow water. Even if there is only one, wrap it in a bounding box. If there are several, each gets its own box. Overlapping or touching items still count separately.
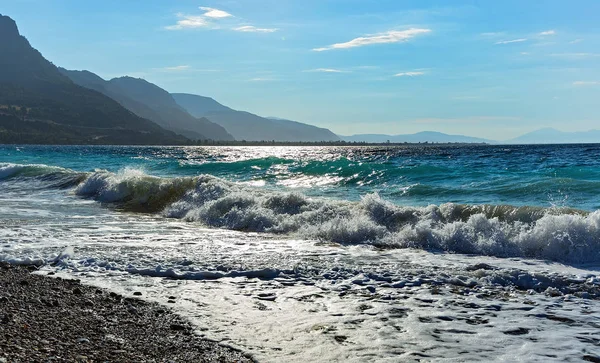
[1,144,599,361]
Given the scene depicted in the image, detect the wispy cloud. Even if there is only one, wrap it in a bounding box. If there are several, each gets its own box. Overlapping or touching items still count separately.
[569,39,583,44]
[495,38,527,45]
[161,65,191,71]
[166,7,232,29]
[166,6,275,33]
[199,7,232,19]
[249,77,277,82]
[539,30,556,36]
[550,52,600,59]
[313,28,431,52]
[304,68,349,73]
[165,14,209,30]
[234,25,278,33]
[480,31,506,38]
[573,81,599,86]
[394,71,425,77]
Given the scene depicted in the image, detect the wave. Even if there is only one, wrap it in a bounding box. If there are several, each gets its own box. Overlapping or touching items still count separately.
[2,163,600,263]
[0,163,86,188]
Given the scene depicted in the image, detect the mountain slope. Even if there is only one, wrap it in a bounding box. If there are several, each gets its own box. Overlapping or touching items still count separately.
[267,117,340,141]
[506,128,600,144]
[172,93,340,142]
[59,70,234,141]
[342,131,491,144]
[170,93,232,114]
[0,14,186,145]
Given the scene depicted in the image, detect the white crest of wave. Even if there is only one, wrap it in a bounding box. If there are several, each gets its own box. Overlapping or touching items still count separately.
[75,168,195,211]
[382,210,600,262]
[66,168,600,263]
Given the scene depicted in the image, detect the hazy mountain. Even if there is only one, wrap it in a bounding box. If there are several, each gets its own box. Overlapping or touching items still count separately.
[59,70,233,141]
[0,14,186,145]
[170,93,232,114]
[505,128,600,144]
[172,93,340,142]
[342,131,491,144]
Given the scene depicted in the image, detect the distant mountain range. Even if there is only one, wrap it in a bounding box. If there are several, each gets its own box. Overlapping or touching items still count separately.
[505,128,600,144]
[341,131,492,144]
[0,14,185,145]
[343,129,600,144]
[172,94,340,142]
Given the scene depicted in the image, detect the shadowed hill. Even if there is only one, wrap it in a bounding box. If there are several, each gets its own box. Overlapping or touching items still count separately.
[60,70,234,141]
[0,14,187,145]
[172,93,340,142]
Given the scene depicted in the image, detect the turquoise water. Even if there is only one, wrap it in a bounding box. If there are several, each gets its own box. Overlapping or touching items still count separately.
[1,144,600,263]
[2,144,600,210]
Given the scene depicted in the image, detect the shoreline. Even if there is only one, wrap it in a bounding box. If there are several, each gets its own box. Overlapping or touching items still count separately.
[0,142,491,147]
[0,263,254,363]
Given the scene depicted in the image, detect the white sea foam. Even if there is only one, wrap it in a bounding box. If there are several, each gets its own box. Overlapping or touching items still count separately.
[1,181,599,362]
[3,164,600,263]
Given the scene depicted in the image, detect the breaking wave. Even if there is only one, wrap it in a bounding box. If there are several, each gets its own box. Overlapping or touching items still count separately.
[2,163,600,263]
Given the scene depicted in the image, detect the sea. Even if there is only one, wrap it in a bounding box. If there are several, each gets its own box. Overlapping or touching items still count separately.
[1,144,599,362]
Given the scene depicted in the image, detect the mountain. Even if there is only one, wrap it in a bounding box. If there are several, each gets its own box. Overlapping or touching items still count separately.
[341,131,491,144]
[170,93,232,114]
[505,128,600,144]
[59,70,233,141]
[0,14,186,145]
[172,93,340,142]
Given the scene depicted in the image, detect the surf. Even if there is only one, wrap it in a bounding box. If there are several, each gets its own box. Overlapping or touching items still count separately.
[2,162,599,264]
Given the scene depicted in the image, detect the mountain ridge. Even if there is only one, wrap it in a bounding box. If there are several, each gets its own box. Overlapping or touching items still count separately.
[0,14,187,145]
[59,70,234,141]
[172,93,340,142]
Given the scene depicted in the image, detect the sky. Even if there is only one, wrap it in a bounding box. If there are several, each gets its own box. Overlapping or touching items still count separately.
[2,0,600,140]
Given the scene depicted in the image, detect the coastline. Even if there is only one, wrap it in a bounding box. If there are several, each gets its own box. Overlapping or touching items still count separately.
[0,263,254,363]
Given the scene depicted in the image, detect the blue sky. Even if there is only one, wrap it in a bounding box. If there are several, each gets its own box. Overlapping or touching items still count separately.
[3,0,600,139]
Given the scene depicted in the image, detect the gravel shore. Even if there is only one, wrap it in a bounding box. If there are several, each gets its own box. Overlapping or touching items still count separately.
[0,263,254,362]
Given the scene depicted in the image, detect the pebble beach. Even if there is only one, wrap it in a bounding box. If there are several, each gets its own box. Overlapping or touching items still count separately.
[0,263,253,362]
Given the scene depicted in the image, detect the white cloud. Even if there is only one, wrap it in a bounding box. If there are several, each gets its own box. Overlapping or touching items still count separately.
[162,65,191,71]
[166,8,278,34]
[480,32,506,38]
[495,38,527,45]
[539,30,556,36]
[249,77,276,82]
[573,81,599,86]
[165,14,209,30]
[569,39,583,44]
[234,25,278,33]
[313,28,431,52]
[199,7,232,19]
[304,68,348,73]
[551,53,600,59]
[394,71,425,77]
